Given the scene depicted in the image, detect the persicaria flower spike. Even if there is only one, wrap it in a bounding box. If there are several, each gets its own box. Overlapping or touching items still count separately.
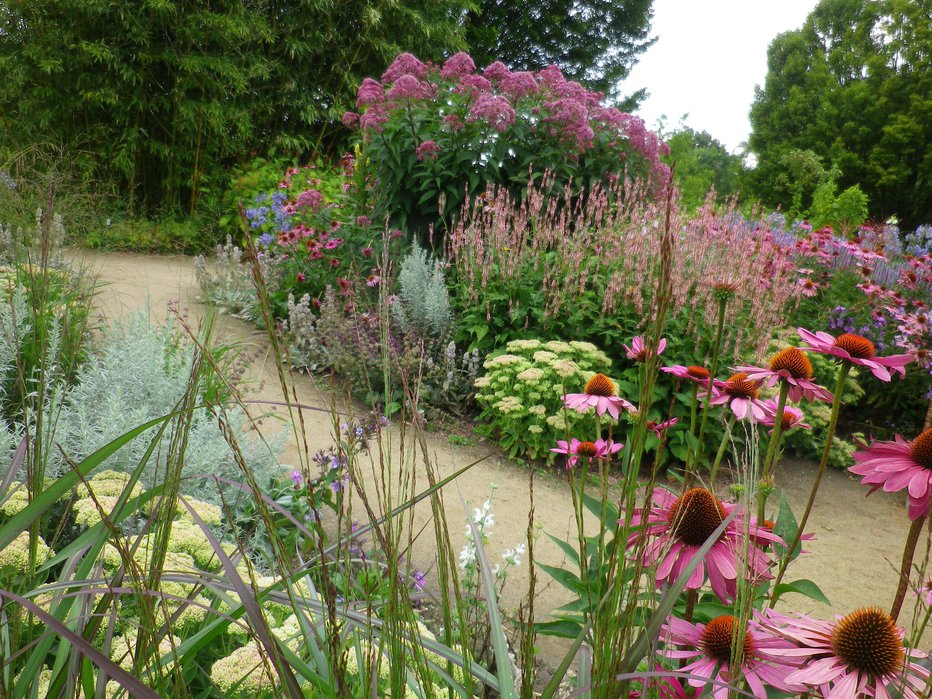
[849,428,932,520]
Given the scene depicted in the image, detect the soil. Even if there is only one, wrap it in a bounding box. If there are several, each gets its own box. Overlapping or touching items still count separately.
[69,249,932,665]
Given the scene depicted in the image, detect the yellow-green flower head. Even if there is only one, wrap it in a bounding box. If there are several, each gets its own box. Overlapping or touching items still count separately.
[73,496,121,527]
[494,396,524,414]
[167,522,219,567]
[549,359,580,378]
[473,376,492,389]
[344,641,390,682]
[0,483,30,517]
[272,614,303,652]
[516,367,544,382]
[75,470,143,500]
[110,630,180,672]
[0,532,52,573]
[505,339,542,352]
[532,350,558,363]
[483,353,524,368]
[544,340,573,354]
[180,498,223,527]
[527,425,543,434]
[528,404,546,416]
[169,596,210,634]
[569,341,598,354]
[546,415,567,431]
[210,643,279,694]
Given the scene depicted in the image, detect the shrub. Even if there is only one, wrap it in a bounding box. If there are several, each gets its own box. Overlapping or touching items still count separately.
[474,338,616,460]
[46,313,280,503]
[347,51,670,238]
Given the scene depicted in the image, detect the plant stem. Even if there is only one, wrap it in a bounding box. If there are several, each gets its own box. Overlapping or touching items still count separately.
[890,515,928,622]
[709,415,736,488]
[770,363,850,602]
[759,382,790,520]
[762,382,790,482]
[687,298,728,485]
[684,589,698,623]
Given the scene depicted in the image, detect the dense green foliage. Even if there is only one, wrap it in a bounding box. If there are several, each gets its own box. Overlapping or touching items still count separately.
[660,123,745,209]
[748,0,932,228]
[463,0,655,102]
[0,0,471,215]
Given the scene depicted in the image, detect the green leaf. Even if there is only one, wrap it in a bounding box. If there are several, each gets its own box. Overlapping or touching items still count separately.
[535,562,582,593]
[545,532,580,566]
[772,579,830,606]
[534,619,583,639]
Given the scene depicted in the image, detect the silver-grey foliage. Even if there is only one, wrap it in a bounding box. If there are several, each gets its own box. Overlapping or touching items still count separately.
[392,245,452,338]
[47,313,281,502]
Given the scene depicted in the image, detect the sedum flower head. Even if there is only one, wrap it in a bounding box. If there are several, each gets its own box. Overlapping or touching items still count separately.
[0,532,52,573]
[75,470,143,500]
[506,339,542,352]
[210,643,280,694]
[0,483,29,517]
[177,498,224,527]
[73,496,120,527]
[110,629,180,672]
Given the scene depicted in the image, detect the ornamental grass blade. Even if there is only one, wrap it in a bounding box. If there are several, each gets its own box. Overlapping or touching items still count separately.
[178,495,305,699]
[0,590,161,699]
[0,412,180,550]
[462,495,518,699]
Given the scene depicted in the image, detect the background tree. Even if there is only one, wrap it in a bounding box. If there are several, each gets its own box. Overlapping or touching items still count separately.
[747,0,931,229]
[659,120,746,209]
[463,0,655,104]
[0,0,472,214]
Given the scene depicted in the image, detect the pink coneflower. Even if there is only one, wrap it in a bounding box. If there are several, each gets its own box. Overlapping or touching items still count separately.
[324,238,343,250]
[563,373,634,420]
[366,274,381,287]
[764,607,929,699]
[659,614,803,698]
[849,428,932,520]
[798,328,913,381]
[735,347,833,403]
[625,671,687,698]
[704,373,768,422]
[551,438,622,468]
[626,487,781,602]
[798,277,820,297]
[648,418,678,437]
[661,365,711,386]
[624,335,667,362]
[760,400,810,433]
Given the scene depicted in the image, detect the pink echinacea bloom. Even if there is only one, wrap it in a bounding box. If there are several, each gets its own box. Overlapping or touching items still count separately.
[624,335,667,362]
[660,613,804,698]
[550,438,622,468]
[563,373,634,420]
[762,607,929,699]
[735,346,833,403]
[849,427,932,520]
[626,487,781,603]
[798,328,912,381]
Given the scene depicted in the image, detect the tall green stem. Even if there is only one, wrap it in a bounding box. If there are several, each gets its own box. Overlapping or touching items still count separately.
[687,298,728,485]
[770,363,850,601]
[759,382,790,520]
[709,415,736,487]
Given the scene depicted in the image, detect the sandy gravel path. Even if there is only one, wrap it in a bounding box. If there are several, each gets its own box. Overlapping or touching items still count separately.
[69,249,932,661]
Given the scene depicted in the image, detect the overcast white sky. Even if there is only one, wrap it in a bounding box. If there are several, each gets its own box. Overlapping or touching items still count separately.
[621,0,820,153]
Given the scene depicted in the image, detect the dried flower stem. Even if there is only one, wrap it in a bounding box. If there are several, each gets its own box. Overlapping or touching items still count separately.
[890,515,928,622]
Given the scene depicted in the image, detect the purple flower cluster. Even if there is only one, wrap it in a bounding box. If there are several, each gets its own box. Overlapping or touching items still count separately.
[416,140,441,161]
[349,51,670,185]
